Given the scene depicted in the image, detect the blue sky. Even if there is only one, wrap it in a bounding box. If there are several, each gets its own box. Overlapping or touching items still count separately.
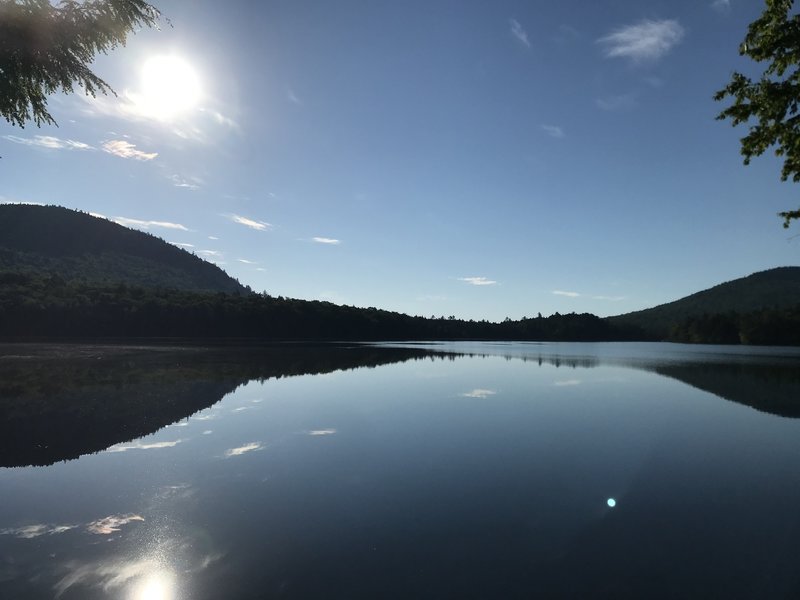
[2,0,798,321]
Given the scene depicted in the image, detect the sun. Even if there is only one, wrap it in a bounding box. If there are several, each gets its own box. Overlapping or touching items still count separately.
[136,55,201,120]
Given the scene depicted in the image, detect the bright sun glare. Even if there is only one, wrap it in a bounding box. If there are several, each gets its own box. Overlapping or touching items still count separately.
[131,570,176,600]
[137,55,201,120]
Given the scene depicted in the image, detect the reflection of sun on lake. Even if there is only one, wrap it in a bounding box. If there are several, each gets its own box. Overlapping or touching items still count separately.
[130,570,176,600]
[136,55,201,120]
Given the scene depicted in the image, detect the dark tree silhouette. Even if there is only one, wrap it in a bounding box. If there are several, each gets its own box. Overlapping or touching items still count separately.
[0,0,161,128]
[715,0,800,226]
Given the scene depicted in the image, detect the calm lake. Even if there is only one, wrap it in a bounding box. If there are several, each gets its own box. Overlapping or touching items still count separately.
[2,341,800,599]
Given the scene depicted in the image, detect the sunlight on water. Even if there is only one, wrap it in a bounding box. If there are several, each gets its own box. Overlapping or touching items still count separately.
[130,569,176,600]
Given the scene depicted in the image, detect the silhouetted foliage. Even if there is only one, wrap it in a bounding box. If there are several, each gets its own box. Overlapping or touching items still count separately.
[715,0,800,226]
[0,275,644,341]
[668,305,800,345]
[0,344,450,467]
[0,0,161,127]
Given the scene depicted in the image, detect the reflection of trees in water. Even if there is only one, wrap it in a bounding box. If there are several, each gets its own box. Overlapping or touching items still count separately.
[0,344,451,468]
[2,344,799,467]
[650,362,800,419]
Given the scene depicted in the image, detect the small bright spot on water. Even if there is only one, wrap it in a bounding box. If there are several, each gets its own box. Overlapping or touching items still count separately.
[607,498,616,508]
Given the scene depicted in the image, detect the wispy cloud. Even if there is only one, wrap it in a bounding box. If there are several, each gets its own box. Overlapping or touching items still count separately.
[225,442,264,457]
[238,258,258,264]
[3,134,93,151]
[199,107,239,130]
[460,389,497,398]
[312,237,341,245]
[102,140,157,161]
[106,439,183,452]
[592,295,626,301]
[86,514,144,535]
[509,18,531,48]
[599,19,685,63]
[552,290,580,298]
[458,277,498,286]
[198,249,222,257]
[596,93,638,111]
[169,174,201,190]
[113,217,188,231]
[287,88,302,105]
[172,242,195,248]
[711,0,731,12]
[229,214,272,231]
[307,429,337,436]
[541,124,565,139]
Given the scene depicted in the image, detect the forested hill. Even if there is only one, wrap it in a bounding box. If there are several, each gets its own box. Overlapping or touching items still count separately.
[609,267,800,339]
[0,204,248,294]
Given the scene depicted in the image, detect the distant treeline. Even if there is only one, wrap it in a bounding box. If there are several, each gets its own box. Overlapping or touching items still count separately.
[0,272,645,341]
[668,306,800,345]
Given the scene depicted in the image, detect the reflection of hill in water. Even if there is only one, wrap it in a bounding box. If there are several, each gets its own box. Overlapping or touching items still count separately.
[3,344,800,467]
[0,344,445,468]
[452,350,800,419]
[651,362,800,419]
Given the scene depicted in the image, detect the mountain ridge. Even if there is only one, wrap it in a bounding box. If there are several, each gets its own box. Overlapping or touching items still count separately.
[609,267,800,338]
[0,204,247,294]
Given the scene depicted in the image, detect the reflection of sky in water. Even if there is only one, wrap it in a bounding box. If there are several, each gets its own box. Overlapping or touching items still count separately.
[224,442,264,457]
[460,388,497,398]
[106,440,183,453]
[3,343,800,598]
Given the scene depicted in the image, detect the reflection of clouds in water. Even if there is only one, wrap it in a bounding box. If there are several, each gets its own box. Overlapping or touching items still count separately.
[232,406,252,413]
[2,514,143,540]
[460,389,497,398]
[54,542,222,599]
[554,379,581,387]
[307,429,337,436]
[156,484,194,502]
[170,422,189,428]
[192,414,216,421]
[202,430,213,435]
[86,514,144,535]
[0,523,76,539]
[106,440,183,453]
[55,558,159,599]
[224,442,264,457]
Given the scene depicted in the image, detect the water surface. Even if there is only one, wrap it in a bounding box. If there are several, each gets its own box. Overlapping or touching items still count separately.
[2,342,800,599]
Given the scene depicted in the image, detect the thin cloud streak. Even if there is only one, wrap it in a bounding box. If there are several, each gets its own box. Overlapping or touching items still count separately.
[542,124,565,139]
[106,439,183,452]
[461,389,497,398]
[596,93,638,111]
[552,290,580,298]
[459,277,498,286]
[102,140,157,161]
[313,237,341,245]
[225,442,264,457]
[113,217,188,231]
[599,19,684,63]
[509,18,531,48]
[230,214,272,231]
[2,135,92,151]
